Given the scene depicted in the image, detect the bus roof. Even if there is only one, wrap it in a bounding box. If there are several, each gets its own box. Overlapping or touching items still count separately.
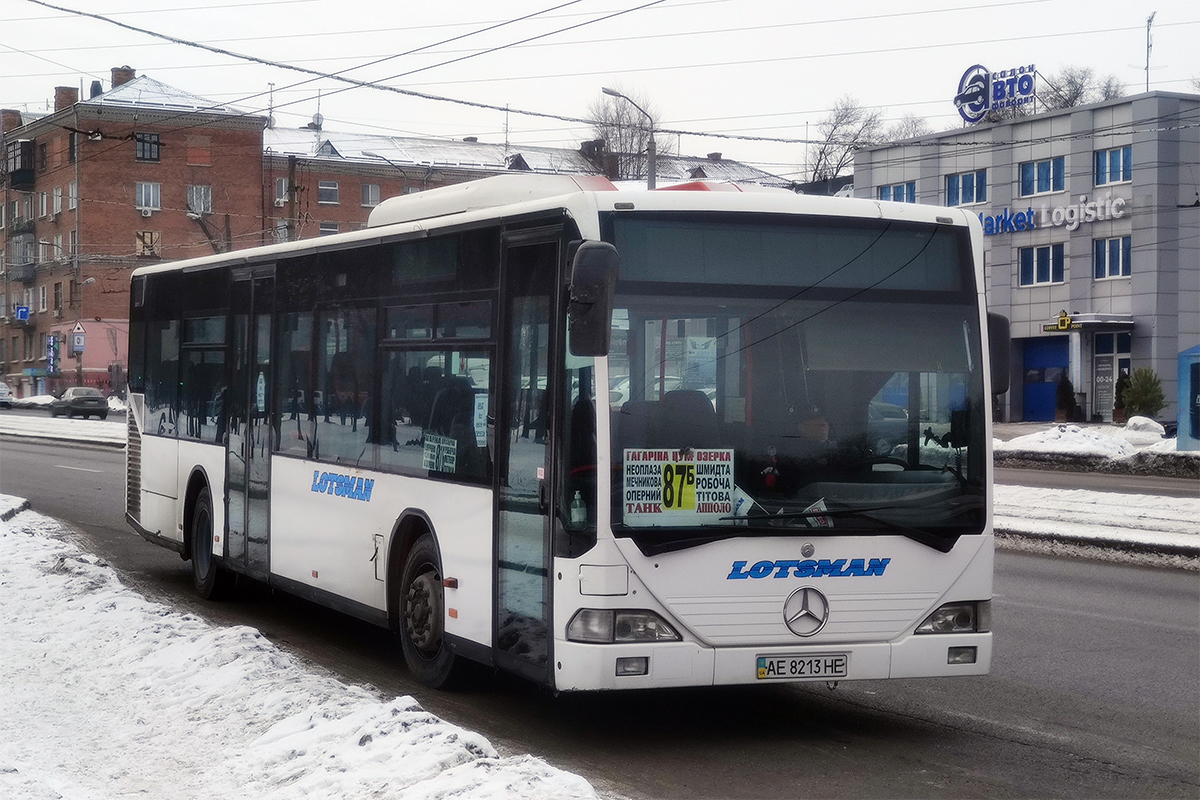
[130,174,979,281]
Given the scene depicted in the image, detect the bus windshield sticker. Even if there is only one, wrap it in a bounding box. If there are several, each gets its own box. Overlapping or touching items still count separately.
[803,498,834,528]
[423,433,457,473]
[473,394,488,447]
[623,448,734,526]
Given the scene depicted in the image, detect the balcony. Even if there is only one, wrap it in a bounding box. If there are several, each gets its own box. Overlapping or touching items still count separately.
[8,263,36,282]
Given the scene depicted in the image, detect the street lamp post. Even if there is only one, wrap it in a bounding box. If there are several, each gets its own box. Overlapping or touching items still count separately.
[602,87,656,190]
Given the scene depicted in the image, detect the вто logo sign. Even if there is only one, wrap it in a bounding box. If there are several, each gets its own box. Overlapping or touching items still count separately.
[955,63,1036,124]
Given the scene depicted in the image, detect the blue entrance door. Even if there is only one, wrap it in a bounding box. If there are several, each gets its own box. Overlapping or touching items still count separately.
[1023,337,1068,421]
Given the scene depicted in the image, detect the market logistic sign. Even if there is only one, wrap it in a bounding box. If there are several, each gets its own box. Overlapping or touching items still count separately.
[954,63,1035,124]
[624,448,734,526]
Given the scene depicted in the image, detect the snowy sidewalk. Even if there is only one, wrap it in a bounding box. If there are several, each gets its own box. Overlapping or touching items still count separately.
[0,496,600,800]
[993,485,1198,559]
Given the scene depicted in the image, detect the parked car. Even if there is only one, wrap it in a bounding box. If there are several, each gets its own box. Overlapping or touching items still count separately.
[0,381,13,409]
[49,387,109,419]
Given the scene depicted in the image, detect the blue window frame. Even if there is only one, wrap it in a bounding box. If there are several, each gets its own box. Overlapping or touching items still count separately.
[878,182,915,203]
[945,169,987,206]
[1019,156,1065,197]
[1019,243,1065,286]
[1095,146,1132,185]
[1093,235,1132,278]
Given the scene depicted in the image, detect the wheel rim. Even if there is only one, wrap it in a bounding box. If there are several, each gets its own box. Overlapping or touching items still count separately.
[404,566,443,658]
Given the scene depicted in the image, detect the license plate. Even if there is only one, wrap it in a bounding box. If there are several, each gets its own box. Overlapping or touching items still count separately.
[756,654,848,680]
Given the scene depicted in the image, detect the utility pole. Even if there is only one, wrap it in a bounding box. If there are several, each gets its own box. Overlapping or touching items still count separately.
[286,155,297,242]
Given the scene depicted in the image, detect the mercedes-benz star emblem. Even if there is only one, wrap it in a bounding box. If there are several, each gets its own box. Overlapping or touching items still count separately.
[783,586,830,637]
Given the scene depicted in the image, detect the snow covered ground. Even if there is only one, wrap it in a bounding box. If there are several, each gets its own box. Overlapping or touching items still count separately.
[0,496,600,800]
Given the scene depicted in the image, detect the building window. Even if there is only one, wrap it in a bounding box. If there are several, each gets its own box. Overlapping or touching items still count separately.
[53,234,62,260]
[136,231,162,257]
[1018,243,1065,286]
[1019,156,1065,197]
[318,221,339,236]
[362,183,381,207]
[68,229,78,256]
[68,181,78,210]
[187,185,212,214]
[136,182,161,210]
[1095,145,1132,186]
[53,186,63,215]
[38,240,50,263]
[275,177,288,203]
[38,142,48,171]
[946,169,987,206]
[0,204,5,229]
[39,285,48,312]
[318,181,340,204]
[1093,235,1131,279]
[135,132,161,162]
[39,192,48,218]
[68,132,77,164]
[54,282,63,312]
[878,182,915,203]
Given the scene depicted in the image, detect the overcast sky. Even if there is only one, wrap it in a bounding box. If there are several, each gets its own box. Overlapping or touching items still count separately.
[2,0,1198,179]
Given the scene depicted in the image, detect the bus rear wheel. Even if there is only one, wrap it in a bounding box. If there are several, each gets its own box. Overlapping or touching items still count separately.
[399,533,458,687]
[190,487,231,600]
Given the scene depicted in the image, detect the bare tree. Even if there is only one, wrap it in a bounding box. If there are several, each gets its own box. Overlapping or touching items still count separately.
[588,87,673,181]
[885,113,931,142]
[1040,66,1125,110]
[807,96,883,181]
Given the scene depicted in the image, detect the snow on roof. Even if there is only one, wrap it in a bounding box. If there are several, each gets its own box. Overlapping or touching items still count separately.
[88,75,250,117]
[263,127,598,174]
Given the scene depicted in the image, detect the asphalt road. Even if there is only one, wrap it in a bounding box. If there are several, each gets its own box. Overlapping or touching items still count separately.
[1,438,1197,799]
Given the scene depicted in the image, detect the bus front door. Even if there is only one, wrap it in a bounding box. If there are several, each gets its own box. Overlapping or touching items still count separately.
[225,270,274,580]
[495,237,559,684]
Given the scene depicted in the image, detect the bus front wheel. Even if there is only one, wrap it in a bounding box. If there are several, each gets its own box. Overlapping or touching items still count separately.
[399,533,458,687]
[190,487,231,600]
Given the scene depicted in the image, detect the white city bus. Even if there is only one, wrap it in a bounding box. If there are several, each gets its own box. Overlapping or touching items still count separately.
[126,173,1010,691]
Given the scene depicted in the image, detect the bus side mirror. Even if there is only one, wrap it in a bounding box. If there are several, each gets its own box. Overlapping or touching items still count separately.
[568,241,619,357]
[987,312,1011,395]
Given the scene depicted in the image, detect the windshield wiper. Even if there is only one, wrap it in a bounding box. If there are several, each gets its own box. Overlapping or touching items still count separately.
[722,504,965,553]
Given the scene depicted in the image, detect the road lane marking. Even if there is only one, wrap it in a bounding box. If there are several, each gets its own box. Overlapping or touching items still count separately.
[56,465,103,473]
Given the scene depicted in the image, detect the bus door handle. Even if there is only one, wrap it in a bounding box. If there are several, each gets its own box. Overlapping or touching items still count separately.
[538,483,548,514]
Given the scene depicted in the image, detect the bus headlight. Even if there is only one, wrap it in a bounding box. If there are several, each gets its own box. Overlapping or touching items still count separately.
[567,609,682,643]
[915,600,990,634]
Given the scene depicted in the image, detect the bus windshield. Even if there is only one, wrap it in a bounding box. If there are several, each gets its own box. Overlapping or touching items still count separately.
[605,213,987,555]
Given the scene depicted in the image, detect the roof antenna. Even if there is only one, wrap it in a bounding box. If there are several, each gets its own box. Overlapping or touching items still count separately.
[1145,12,1157,92]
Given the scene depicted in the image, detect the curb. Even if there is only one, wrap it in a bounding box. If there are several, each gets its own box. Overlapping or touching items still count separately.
[996,529,1200,559]
[1,499,31,522]
[0,432,126,450]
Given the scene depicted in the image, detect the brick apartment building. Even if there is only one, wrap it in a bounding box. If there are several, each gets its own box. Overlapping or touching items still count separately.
[1,67,267,396]
[3,68,788,398]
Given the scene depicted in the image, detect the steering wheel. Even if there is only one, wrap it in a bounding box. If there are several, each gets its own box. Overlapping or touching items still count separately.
[856,455,911,470]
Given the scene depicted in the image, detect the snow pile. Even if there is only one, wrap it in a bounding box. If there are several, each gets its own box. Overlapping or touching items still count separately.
[994,424,1139,458]
[0,505,599,800]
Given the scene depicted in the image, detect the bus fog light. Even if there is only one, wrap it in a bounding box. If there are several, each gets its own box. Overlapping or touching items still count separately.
[616,657,648,676]
[567,609,681,643]
[947,646,977,664]
[916,602,979,634]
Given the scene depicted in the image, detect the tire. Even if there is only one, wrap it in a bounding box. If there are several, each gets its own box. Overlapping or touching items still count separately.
[98,412,108,420]
[190,487,232,600]
[398,533,459,688]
